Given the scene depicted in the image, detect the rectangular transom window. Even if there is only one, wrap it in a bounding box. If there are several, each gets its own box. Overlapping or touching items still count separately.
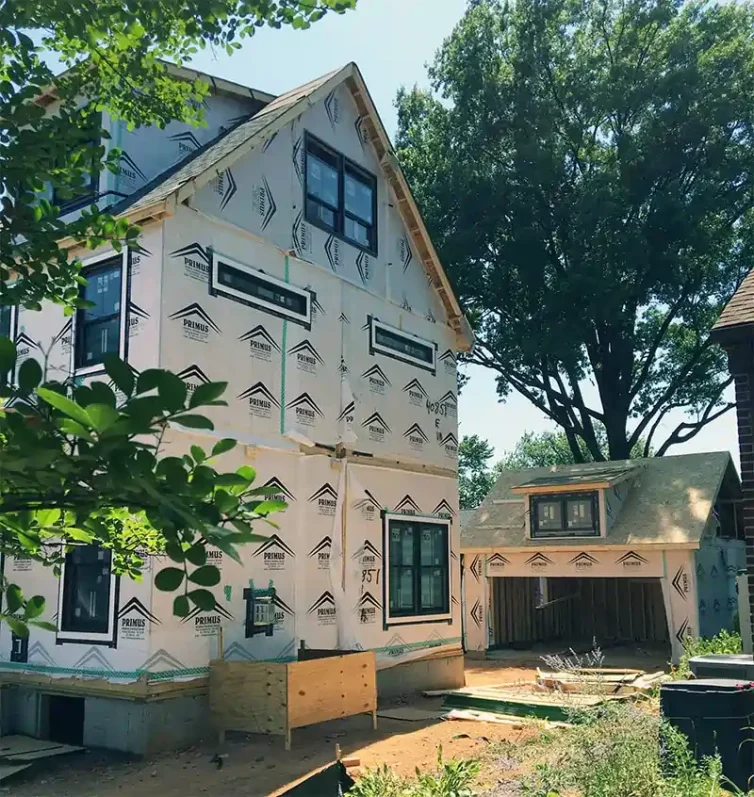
[531,492,600,538]
[370,318,436,372]
[384,513,451,625]
[57,545,117,644]
[211,253,312,327]
[75,253,127,374]
[305,133,377,254]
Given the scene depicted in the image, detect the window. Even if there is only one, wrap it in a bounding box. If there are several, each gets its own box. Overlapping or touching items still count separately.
[57,545,117,644]
[530,492,600,538]
[0,305,14,340]
[52,111,101,213]
[384,514,451,625]
[370,318,436,372]
[305,133,377,253]
[211,252,312,327]
[74,254,126,373]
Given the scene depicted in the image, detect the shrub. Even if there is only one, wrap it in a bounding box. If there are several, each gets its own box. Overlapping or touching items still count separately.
[351,748,480,797]
[675,630,742,680]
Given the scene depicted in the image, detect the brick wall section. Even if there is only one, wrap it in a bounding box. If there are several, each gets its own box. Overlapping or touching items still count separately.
[726,339,754,648]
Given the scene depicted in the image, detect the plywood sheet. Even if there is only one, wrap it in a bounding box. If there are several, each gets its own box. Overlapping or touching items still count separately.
[287,652,376,730]
[0,762,32,782]
[209,660,288,735]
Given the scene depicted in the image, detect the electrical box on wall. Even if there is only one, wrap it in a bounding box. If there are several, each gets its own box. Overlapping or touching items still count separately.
[244,580,276,638]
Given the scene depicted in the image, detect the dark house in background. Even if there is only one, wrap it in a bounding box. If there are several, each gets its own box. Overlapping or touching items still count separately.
[711,272,754,651]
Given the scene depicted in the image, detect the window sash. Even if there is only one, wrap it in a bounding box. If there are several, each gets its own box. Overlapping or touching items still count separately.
[370,319,436,372]
[74,255,125,372]
[386,516,451,623]
[531,493,600,538]
[211,253,312,327]
[304,132,377,255]
[57,545,117,643]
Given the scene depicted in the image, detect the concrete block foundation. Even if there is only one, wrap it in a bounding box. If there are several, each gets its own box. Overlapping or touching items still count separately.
[1,686,208,755]
[376,653,465,698]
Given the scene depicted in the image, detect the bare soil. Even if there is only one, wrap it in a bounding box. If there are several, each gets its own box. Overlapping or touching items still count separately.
[7,662,540,797]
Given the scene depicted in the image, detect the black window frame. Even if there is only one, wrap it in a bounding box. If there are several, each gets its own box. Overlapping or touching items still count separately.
[369,317,436,373]
[304,132,378,256]
[52,110,102,214]
[57,544,118,645]
[74,253,126,374]
[383,514,451,626]
[210,252,312,329]
[530,492,600,539]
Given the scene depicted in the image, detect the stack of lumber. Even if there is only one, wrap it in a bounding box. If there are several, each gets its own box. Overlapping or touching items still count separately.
[536,667,668,695]
[438,684,627,723]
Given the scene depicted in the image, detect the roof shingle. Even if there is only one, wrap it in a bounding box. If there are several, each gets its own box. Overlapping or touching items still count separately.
[713,269,754,332]
[462,451,734,550]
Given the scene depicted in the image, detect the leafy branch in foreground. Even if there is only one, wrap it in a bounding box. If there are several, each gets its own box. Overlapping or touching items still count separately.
[0,350,283,634]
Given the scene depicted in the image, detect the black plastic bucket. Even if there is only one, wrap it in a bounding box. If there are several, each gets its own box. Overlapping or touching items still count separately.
[661,679,754,791]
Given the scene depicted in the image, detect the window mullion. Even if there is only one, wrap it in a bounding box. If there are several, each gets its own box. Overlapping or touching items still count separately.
[414,527,421,615]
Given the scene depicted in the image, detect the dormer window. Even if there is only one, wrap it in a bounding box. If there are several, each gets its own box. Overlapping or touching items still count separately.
[531,492,599,538]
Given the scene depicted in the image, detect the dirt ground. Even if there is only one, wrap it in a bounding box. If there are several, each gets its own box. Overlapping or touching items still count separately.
[6,660,538,797]
[7,654,661,797]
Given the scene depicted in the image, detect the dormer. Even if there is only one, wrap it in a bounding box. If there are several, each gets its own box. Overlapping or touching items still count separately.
[510,463,641,541]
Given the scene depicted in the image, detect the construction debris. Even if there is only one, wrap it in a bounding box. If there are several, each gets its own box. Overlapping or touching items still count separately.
[0,735,84,783]
[536,667,668,695]
[439,684,627,722]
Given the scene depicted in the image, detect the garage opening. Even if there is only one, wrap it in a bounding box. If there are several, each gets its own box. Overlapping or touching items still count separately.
[491,576,670,654]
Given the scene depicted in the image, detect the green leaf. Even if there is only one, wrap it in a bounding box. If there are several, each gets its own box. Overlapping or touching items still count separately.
[236,465,256,483]
[17,358,43,392]
[252,500,288,515]
[158,371,187,413]
[188,588,216,611]
[24,595,45,619]
[59,418,94,440]
[6,617,28,638]
[189,381,227,408]
[212,438,237,457]
[36,508,61,528]
[209,534,242,565]
[0,336,17,374]
[37,388,93,427]
[215,473,248,488]
[214,490,238,514]
[173,595,190,618]
[29,620,57,633]
[191,445,206,464]
[67,528,95,543]
[136,369,164,394]
[86,403,120,431]
[165,541,186,563]
[6,584,23,614]
[185,544,207,567]
[187,565,221,587]
[103,354,134,397]
[154,567,185,591]
[174,414,214,430]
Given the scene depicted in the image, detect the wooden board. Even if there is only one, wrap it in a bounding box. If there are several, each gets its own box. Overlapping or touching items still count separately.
[209,660,287,736]
[0,762,31,783]
[287,652,376,730]
[0,735,83,756]
[210,652,377,749]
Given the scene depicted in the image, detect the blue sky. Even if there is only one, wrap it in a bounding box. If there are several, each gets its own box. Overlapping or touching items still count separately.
[184,0,739,466]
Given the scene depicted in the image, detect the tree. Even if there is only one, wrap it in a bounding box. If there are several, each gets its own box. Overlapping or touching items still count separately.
[396,0,754,462]
[499,428,648,470]
[0,0,355,632]
[458,434,498,509]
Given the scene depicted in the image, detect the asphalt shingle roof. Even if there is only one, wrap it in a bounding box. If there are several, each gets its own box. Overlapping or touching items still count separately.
[713,269,754,332]
[462,451,734,550]
[109,69,339,217]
